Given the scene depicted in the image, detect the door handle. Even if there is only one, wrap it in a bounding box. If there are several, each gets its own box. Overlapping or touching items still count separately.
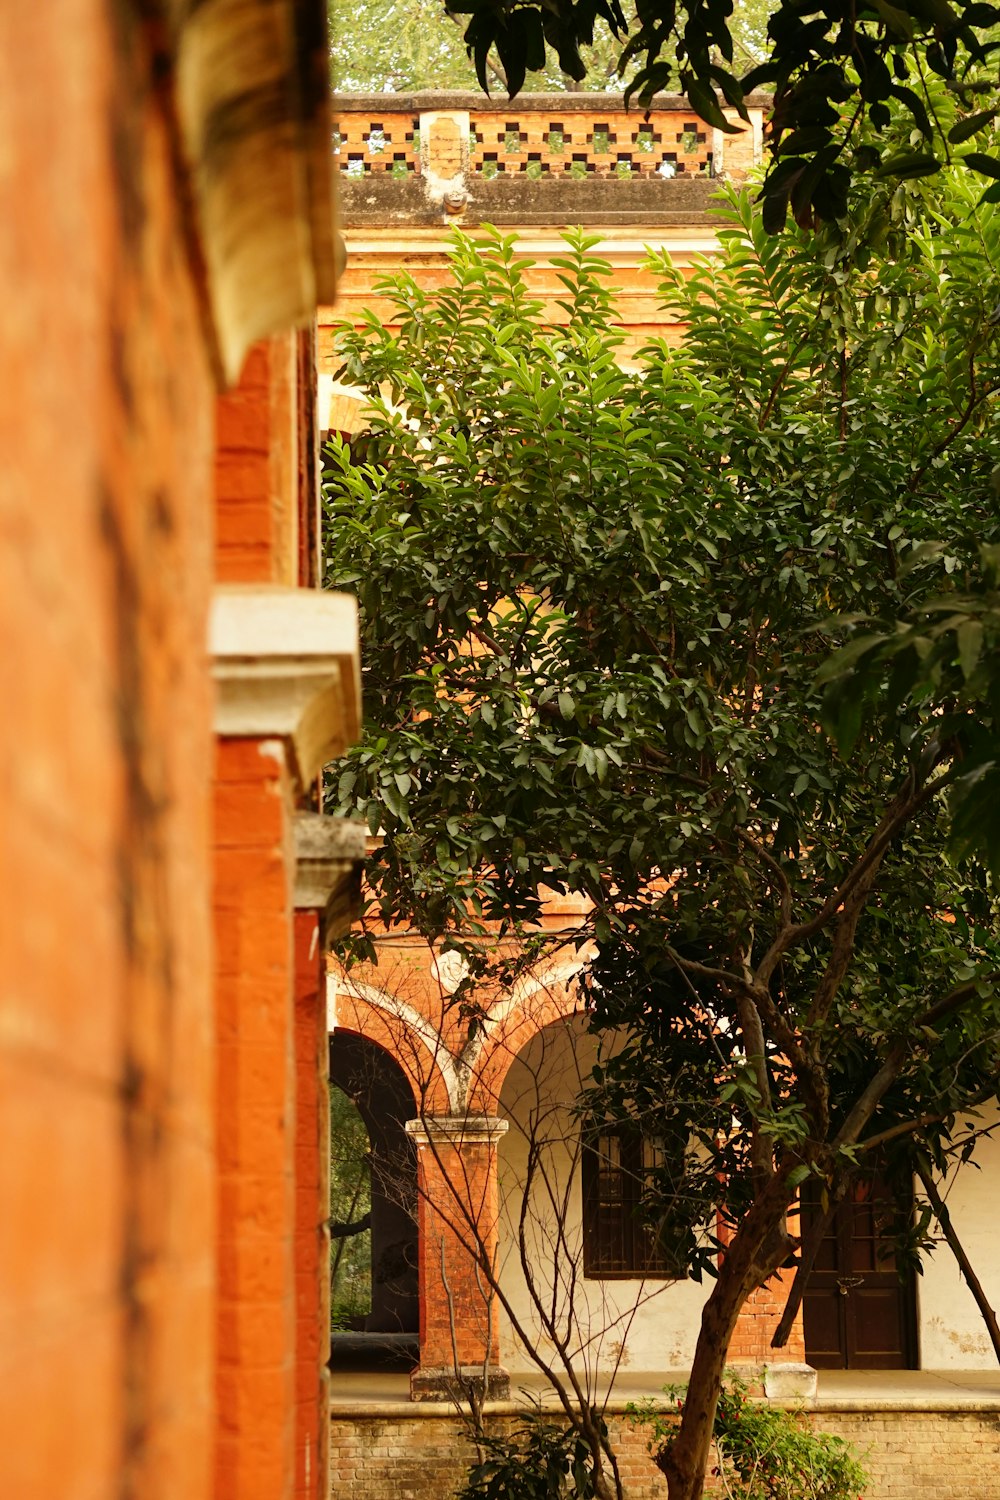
[837,1276,864,1295]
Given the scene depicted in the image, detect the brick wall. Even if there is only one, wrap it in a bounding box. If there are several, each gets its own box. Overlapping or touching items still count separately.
[329,1404,1000,1500]
[329,1411,669,1500]
[810,1408,1000,1500]
[215,334,301,586]
[214,737,297,1500]
[0,5,217,1498]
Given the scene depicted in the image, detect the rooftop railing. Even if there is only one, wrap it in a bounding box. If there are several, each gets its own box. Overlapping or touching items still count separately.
[331,92,766,223]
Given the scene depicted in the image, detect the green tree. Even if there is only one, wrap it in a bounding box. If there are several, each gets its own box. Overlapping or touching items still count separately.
[329,1084,372,1327]
[323,170,1000,1500]
[329,0,632,92]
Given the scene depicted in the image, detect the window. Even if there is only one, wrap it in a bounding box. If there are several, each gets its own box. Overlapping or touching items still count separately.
[582,1126,683,1279]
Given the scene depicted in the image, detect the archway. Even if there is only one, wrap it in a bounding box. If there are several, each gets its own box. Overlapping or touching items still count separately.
[329,1031,420,1368]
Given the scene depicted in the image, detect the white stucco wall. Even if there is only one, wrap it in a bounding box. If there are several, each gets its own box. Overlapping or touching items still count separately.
[495,1022,1000,1376]
[496,1015,709,1379]
[917,1114,1000,1368]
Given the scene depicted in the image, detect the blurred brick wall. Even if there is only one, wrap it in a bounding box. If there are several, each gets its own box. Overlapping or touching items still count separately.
[213,736,297,1500]
[215,335,301,586]
[0,4,217,1498]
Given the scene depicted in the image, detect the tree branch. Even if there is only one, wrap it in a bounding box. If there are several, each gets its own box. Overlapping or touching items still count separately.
[736,828,791,931]
[328,1212,372,1238]
[771,1189,842,1350]
[832,1040,908,1151]
[756,769,942,989]
[916,1158,1000,1365]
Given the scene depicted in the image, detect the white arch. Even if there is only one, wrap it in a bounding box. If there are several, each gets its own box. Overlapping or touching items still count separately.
[327,971,463,1112]
[462,946,594,1080]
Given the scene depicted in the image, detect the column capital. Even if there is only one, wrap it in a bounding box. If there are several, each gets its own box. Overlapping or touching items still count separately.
[405,1115,509,1148]
[293,812,366,941]
[210,585,360,787]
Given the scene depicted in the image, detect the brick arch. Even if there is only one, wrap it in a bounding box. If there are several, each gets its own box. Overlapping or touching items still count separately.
[465,960,587,1113]
[327,973,457,1115]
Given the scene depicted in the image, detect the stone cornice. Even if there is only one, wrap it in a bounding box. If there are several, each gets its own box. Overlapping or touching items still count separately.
[210,584,360,787]
[293,812,367,940]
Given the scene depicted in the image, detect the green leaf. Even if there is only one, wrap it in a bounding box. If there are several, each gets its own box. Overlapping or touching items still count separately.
[957,620,983,680]
[875,150,941,180]
[962,152,1000,179]
[948,109,997,145]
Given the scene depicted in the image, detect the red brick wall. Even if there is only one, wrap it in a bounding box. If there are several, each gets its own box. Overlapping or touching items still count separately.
[214,737,297,1500]
[729,1273,806,1365]
[416,1137,503,1370]
[212,335,334,1500]
[215,334,301,586]
[0,5,217,1499]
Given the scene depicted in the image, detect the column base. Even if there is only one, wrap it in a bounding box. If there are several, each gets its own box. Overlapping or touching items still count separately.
[763,1361,817,1402]
[410,1366,511,1402]
[727,1362,817,1401]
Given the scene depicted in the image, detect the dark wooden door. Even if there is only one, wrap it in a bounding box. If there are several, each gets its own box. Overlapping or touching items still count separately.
[803,1176,917,1369]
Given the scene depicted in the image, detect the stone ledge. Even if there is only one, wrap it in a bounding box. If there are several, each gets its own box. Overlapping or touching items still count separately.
[410,1366,511,1402]
[338,172,721,229]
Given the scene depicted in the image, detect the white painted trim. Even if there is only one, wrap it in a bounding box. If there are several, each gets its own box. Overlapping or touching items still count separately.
[327,972,463,1112]
[210,584,361,784]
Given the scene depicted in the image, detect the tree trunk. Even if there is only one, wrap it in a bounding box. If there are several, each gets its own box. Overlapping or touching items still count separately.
[659,1177,794,1500]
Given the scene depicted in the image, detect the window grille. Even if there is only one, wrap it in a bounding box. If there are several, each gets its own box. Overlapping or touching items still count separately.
[582,1126,684,1278]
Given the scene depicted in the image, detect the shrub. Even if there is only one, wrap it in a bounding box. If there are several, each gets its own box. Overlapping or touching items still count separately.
[456,1413,605,1500]
[632,1374,869,1500]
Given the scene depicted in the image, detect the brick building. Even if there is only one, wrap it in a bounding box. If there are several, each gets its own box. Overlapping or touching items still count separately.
[1,6,360,1500]
[321,90,806,1407]
[322,93,1000,1500]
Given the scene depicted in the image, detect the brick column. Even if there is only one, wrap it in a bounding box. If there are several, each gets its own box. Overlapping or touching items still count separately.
[214,737,297,1500]
[211,588,360,1500]
[405,1116,511,1400]
[293,910,328,1500]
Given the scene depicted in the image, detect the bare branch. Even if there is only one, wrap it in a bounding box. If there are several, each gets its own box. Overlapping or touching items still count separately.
[736,828,792,931]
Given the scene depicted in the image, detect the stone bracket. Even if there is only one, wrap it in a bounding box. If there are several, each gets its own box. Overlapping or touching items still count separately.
[294,811,367,942]
[405,1115,509,1147]
[210,584,361,788]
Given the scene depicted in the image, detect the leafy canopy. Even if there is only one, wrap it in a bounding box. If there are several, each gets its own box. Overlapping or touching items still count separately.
[327,0,773,92]
[324,168,1000,1280]
[443,0,1000,228]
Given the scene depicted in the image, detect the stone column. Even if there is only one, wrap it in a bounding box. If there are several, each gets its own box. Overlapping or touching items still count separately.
[405,1116,510,1400]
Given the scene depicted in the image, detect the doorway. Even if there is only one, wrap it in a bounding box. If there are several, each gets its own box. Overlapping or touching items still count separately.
[328,1031,419,1368]
[802,1175,917,1369]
